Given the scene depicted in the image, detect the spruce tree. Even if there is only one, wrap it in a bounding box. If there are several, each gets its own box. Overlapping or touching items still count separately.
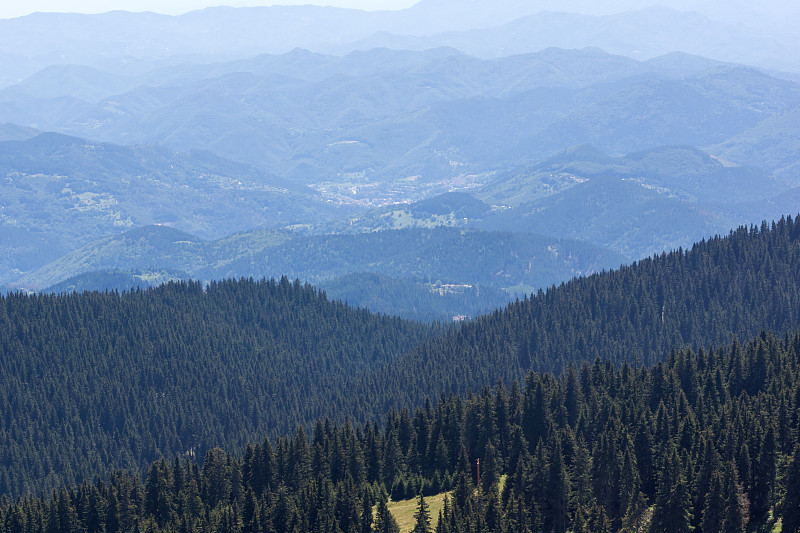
[435,510,449,533]
[721,463,746,533]
[620,491,648,533]
[546,436,569,533]
[483,484,505,533]
[374,495,400,533]
[360,490,373,533]
[412,493,432,533]
[701,471,725,533]
[750,426,776,525]
[650,448,692,533]
[586,500,612,533]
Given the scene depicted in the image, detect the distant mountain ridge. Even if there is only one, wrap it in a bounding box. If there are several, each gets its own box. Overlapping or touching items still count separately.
[43,269,512,323]
[2,48,796,186]
[0,0,797,86]
[20,224,626,298]
[343,7,791,68]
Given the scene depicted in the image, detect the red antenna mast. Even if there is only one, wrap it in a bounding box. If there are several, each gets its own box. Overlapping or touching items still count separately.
[477,457,481,490]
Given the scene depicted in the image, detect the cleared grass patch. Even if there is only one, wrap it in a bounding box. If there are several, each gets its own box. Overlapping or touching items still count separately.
[387,492,449,533]
[385,475,507,532]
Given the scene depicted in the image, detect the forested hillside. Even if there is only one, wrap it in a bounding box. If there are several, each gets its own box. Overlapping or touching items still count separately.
[2,216,799,501]
[348,215,800,415]
[3,2,800,532]
[3,330,799,532]
[0,278,436,497]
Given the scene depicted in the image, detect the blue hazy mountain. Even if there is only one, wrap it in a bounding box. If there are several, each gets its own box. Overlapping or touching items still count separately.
[0,0,797,83]
[311,144,791,260]
[1,48,796,187]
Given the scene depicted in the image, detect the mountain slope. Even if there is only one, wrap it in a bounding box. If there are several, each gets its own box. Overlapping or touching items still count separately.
[324,144,788,261]
[0,278,437,497]
[44,269,192,294]
[0,122,38,141]
[481,176,726,259]
[4,327,798,530]
[473,145,788,258]
[319,272,511,323]
[349,215,800,414]
[712,105,800,181]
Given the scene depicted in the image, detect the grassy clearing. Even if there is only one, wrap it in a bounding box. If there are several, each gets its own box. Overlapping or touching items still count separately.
[387,492,449,533]
[385,476,507,532]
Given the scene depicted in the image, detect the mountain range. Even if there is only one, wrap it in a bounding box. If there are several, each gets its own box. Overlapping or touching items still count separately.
[318,144,795,260]
[2,7,799,325]
[1,0,798,88]
[3,48,798,182]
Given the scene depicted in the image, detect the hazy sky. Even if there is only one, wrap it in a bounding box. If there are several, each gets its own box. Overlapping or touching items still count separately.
[0,0,419,19]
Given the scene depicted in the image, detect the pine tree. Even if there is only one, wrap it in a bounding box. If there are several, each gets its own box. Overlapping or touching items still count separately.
[586,500,612,533]
[505,491,532,533]
[750,426,776,525]
[620,491,649,533]
[570,437,593,514]
[434,509,449,533]
[572,505,587,533]
[272,485,298,533]
[483,484,505,533]
[4,504,26,533]
[85,486,106,533]
[618,443,641,520]
[360,489,374,533]
[202,448,232,510]
[693,435,720,530]
[480,441,499,492]
[144,459,174,526]
[48,489,79,533]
